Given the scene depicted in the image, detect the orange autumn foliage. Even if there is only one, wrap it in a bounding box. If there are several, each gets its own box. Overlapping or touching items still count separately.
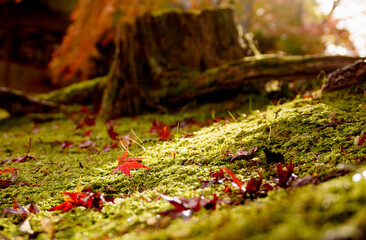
[49,0,222,86]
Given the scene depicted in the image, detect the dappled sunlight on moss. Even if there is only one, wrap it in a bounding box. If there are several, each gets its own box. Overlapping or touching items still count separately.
[1,83,366,239]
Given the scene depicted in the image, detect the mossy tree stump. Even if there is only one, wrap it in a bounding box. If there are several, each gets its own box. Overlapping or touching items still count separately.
[99,8,248,119]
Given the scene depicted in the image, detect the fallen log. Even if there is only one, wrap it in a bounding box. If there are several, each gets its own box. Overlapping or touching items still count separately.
[322,59,366,91]
[0,55,363,117]
[0,87,59,116]
[154,54,363,103]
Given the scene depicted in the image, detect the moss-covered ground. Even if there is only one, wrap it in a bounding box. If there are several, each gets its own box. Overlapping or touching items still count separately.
[1,83,366,239]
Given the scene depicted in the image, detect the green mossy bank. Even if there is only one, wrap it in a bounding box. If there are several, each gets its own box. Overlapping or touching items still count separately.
[0,83,366,239]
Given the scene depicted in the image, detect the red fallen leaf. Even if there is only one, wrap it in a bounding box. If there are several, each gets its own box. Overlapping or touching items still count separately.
[148,120,172,140]
[0,166,19,176]
[290,176,319,189]
[84,129,92,137]
[262,182,274,191]
[213,116,228,122]
[223,168,265,196]
[148,119,163,133]
[198,169,229,189]
[0,166,19,188]
[84,116,96,126]
[49,189,114,212]
[245,172,263,195]
[184,134,195,138]
[319,117,355,130]
[274,159,296,188]
[80,106,90,113]
[173,118,202,129]
[87,148,100,153]
[359,134,366,145]
[1,138,35,165]
[59,141,73,150]
[106,121,119,140]
[223,167,245,192]
[102,141,119,152]
[158,125,172,140]
[75,121,84,130]
[2,198,39,215]
[223,146,258,163]
[28,202,40,214]
[355,131,366,146]
[223,185,232,192]
[75,114,96,129]
[0,178,17,188]
[79,140,96,149]
[158,193,221,220]
[110,149,150,178]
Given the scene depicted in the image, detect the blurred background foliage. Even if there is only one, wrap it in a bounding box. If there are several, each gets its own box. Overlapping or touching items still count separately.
[0,0,359,89]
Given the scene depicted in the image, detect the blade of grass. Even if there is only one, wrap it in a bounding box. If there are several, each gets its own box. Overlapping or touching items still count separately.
[131,129,143,144]
[127,137,146,151]
[228,111,242,131]
[119,140,137,157]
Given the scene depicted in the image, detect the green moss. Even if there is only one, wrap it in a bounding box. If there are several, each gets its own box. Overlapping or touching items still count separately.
[1,83,366,239]
[38,76,106,104]
[152,8,183,17]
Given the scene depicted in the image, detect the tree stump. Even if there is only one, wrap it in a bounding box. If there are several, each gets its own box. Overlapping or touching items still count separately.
[100,8,248,119]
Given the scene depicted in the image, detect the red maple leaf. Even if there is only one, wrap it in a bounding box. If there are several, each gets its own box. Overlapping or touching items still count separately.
[223,168,265,196]
[79,140,96,149]
[2,198,39,215]
[158,193,220,220]
[222,146,258,163]
[158,125,172,140]
[84,129,92,137]
[223,167,245,192]
[359,134,366,145]
[106,120,119,140]
[148,119,163,133]
[0,166,19,176]
[59,141,73,150]
[148,120,172,140]
[274,159,296,188]
[245,172,263,195]
[49,190,114,212]
[102,141,119,152]
[79,105,90,113]
[75,112,96,129]
[0,166,19,188]
[198,169,229,189]
[110,149,150,178]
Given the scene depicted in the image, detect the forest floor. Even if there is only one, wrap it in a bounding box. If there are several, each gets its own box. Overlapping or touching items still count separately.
[1,82,366,240]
